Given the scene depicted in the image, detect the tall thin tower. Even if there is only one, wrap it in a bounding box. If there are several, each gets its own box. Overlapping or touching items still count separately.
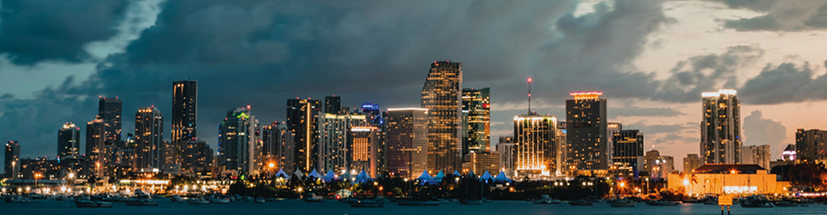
[172,80,198,167]
[421,60,462,172]
[701,89,741,164]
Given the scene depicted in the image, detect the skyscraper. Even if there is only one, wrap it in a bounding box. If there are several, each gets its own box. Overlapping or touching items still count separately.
[4,141,20,179]
[98,97,122,145]
[796,128,827,164]
[421,61,462,172]
[701,89,741,164]
[86,117,106,177]
[565,91,608,173]
[350,126,380,178]
[172,80,198,167]
[496,141,516,178]
[317,113,366,173]
[741,145,770,169]
[462,88,490,155]
[57,122,81,158]
[287,98,321,172]
[183,139,213,176]
[683,154,702,173]
[361,103,382,126]
[612,129,643,177]
[134,106,164,172]
[218,107,260,176]
[386,108,428,179]
[325,96,341,114]
[514,113,559,178]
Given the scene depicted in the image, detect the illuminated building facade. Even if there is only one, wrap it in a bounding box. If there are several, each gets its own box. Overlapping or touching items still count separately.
[461,151,500,175]
[741,145,770,169]
[19,156,60,179]
[683,153,702,173]
[98,97,122,145]
[462,88,490,156]
[795,128,827,164]
[287,98,320,173]
[325,96,341,114]
[607,123,621,165]
[87,117,106,177]
[265,124,295,172]
[701,89,741,164]
[496,141,516,177]
[781,144,796,161]
[134,107,164,172]
[183,139,213,176]
[514,114,559,178]
[350,126,380,178]
[421,61,462,172]
[218,107,260,176]
[5,141,20,179]
[565,91,608,172]
[667,164,785,196]
[172,80,198,167]
[386,108,428,179]
[612,129,643,178]
[317,113,367,173]
[57,122,81,158]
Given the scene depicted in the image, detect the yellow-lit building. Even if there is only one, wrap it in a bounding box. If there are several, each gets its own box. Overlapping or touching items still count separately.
[668,164,788,196]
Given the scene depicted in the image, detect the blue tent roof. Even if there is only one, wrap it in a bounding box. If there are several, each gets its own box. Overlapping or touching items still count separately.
[275,169,290,179]
[452,170,460,176]
[323,170,337,181]
[433,171,445,181]
[494,171,511,182]
[417,170,432,180]
[356,170,372,182]
[479,171,493,181]
[308,169,322,178]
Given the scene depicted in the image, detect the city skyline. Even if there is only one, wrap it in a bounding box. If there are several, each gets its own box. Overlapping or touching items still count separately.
[3,1,827,173]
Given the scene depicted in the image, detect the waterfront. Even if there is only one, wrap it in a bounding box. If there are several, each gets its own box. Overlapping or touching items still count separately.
[2,198,827,215]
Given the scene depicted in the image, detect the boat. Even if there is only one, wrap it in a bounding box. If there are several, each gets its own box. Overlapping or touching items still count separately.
[610,199,636,207]
[773,201,798,207]
[255,197,266,203]
[125,191,158,206]
[681,198,704,204]
[301,193,323,202]
[349,198,384,208]
[74,199,113,208]
[210,196,231,204]
[170,195,185,202]
[482,198,493,203]
[8,196,36,203]
[740,201,773,208]
[397,198,441,206]
[568,199,593,206]
[188,196,210,205]
[460,199,483,205]
[534,195,553,204]
[646,200,680,206]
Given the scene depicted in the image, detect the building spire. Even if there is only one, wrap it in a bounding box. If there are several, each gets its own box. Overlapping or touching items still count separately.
[527,77,532,114]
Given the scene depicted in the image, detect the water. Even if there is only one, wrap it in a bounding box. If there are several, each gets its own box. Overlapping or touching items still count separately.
[3,199,825,215]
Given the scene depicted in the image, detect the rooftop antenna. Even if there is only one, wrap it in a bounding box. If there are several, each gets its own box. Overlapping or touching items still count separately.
[527,77,532,114]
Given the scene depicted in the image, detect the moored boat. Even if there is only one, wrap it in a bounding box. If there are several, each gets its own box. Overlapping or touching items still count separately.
[74,199,113,208]
[610,199,636,207]
[459,199,483,205]
[170,195,185,202]
[188,196,210,205]
[8,196,36,203]
[301,193,323,202]
[349,198,384,208]
[773,201,798,207]
[254,197,266,203]
[646,200,680,206]
[568,199,593,206]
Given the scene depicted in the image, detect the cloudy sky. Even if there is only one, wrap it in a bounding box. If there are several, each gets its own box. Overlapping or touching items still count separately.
[2,0,827,171]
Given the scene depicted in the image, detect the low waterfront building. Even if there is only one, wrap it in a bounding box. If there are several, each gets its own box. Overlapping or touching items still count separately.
[667,164,788,196]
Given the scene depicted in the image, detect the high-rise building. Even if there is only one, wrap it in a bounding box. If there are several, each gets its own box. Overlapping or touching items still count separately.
[514,113,559,178]
[386,108,428,179]
[652,156,674,179]
[58,122,81,158]
[98,97,122,145]
[643,149,659,176]
[134,106,164,172]
[461,151,500,176]
[287,98,321,172]
[325,96,341,114]
[261,122,295,172]
[218,107,260,176]
[741,145,771,169]
[566,91,608,173]
[183,139,213,176]
[361,103,382,126]
[261,122,280,170]
[612,129,643,178]
[86,117,106,177]
[5,141,20,179]
[350,126,380,178]
[421,61,462,172]
[317,113,366,173]
[796,128,827,164]
[701,89,741,164]
[781,144,796,161]
[496,141,516,178]
[462,88,490,156]
[683,153,702,173]
[607,123,621,166]
[172,80,198,167]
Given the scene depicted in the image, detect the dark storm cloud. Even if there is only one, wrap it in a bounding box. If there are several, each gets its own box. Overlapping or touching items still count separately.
[742,110,786,148]
[0,0,676,158]
[717,0,827,31]
[738,61,827,104]
[0,0,128,65]
[654,45,763,102]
